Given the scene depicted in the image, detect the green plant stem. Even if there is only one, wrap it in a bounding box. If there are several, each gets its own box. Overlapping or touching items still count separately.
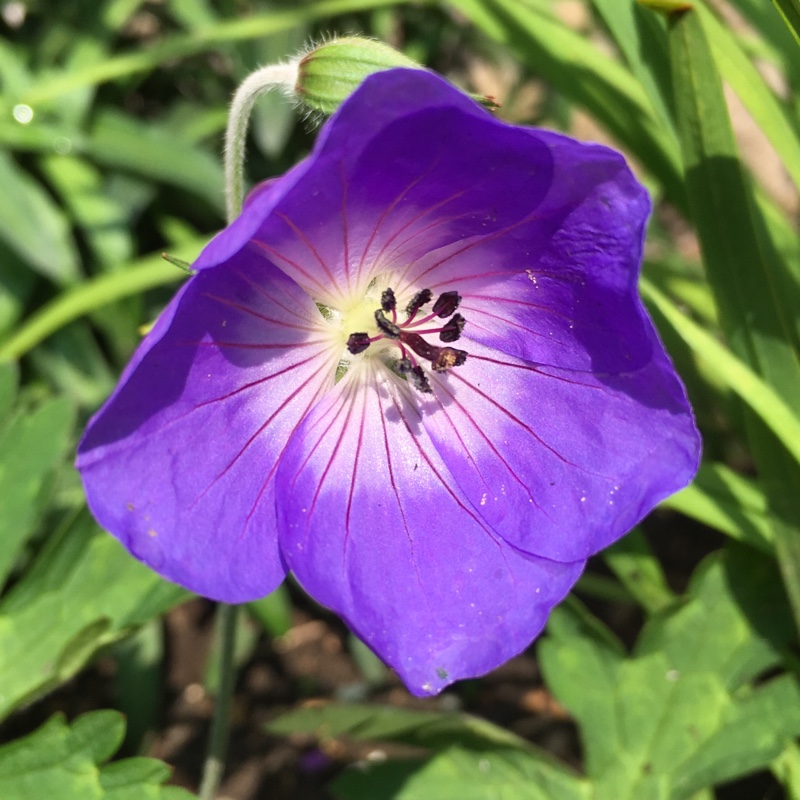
[224,63,297,221]
[198,603,239,800]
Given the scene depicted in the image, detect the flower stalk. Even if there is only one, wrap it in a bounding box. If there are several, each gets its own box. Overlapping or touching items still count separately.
[198,603,239,800]
[224,62,298,222]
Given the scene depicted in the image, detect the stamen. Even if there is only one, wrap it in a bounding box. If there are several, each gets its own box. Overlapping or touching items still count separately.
[406,288,432,318]
[343,286,469,394]
[381,288,396,313]
[375,309,401,339]
[432,290,461,318]
[400,332,467,372]
[346,332,372,354]
[439,313,466,343]
[431,347,467,372]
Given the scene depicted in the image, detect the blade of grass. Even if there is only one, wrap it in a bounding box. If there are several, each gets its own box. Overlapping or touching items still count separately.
[591,0,675,132]
[18,0,414,106]
[697,2,800,196]
[668,6,800,632]
[0,241,207,361]
[641,279,800,468]
[771,0,800,46]
[453,0,687,210]
[662,462,774,553]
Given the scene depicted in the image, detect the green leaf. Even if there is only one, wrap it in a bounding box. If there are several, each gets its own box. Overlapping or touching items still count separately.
[676,674,800,796]
[454,0,686,209]
[40,154,134,270]
[0,391,75,586]
[0,510,187,720]
[771,0,800,45]
[113,621,163,753]
[602,528,675,613]
[18,0,411,106]
[29,324,116,409]
[591,0,675,132]
[539,548,800,799]
[86,111,225,213]
[247,585,293,638]
[668,5,800,635]
[0,711,196,799]
[271,703,587,800]
[268,703,530,753]
[0,239,205,361]
[0,362,17,424]
[335,746,589,800]
[726,0,800,81]
[696,3,800,196]
[773,742,800,799]
[0,151,80,285]
[640,278,800,469]
[662,461,774,552]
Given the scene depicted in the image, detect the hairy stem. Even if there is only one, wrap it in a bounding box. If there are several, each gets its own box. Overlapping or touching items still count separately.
[224,62,298,221]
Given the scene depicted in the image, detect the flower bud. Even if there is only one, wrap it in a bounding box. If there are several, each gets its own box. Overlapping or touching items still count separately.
[295,37,422,115]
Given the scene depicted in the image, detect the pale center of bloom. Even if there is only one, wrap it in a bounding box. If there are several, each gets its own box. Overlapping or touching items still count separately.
[334,283,468,394]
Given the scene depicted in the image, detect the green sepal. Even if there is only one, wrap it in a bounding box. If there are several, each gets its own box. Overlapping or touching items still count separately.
[295,37,498,116]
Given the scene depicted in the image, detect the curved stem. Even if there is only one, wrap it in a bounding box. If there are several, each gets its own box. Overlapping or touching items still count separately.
[198,603,240,800]
[224,62,298,221]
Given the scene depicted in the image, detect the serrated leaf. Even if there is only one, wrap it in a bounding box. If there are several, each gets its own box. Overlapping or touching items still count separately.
[0,394,75,586]
[0,510,187,720]
[676,674,800,795]
[0,711,196,800]
[539,548,800,799]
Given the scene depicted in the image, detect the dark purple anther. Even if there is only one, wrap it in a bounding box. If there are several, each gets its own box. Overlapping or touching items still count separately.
[432,291,461,318]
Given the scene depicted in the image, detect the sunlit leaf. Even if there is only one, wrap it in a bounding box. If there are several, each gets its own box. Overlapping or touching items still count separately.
[0,510,187,720]
[0,152,80,284]
[0,711,195,799]
[0,388,74,587]
[668,5,800,633]
[540,548,800,799]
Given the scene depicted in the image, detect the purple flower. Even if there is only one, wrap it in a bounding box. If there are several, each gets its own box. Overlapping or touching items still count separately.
[77,69,700,695]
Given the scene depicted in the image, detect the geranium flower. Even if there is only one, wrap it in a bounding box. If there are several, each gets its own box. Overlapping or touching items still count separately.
[77,69,700,695]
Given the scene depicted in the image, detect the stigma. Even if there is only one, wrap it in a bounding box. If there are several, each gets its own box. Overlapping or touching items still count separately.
[345,287,468,394]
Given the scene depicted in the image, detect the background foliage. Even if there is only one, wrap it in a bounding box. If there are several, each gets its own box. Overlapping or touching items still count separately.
[1,0,799,798]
